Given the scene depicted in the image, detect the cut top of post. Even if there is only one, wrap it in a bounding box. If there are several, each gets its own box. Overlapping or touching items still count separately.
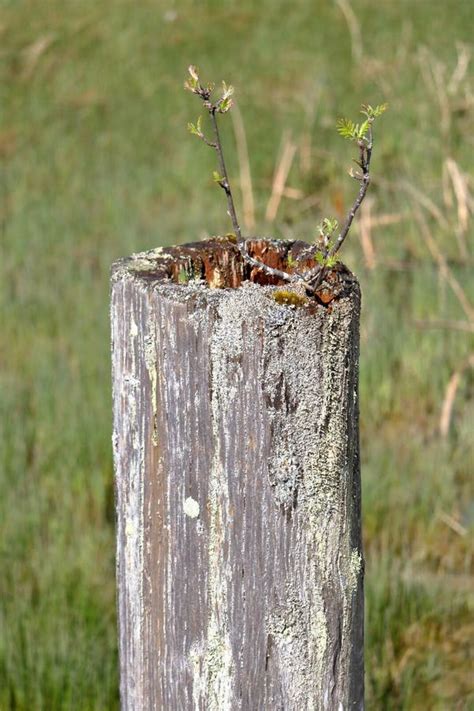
[111,237,358,308]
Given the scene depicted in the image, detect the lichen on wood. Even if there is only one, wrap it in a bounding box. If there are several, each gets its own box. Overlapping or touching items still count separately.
[111,238,363,710]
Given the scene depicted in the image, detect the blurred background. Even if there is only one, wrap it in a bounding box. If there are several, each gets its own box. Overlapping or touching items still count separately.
[1,0,472,708]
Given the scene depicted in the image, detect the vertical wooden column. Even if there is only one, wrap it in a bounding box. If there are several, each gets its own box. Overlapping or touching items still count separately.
[111,239,363,710]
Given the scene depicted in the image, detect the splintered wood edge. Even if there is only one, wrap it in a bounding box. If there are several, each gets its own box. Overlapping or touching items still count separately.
[111,238,359,306]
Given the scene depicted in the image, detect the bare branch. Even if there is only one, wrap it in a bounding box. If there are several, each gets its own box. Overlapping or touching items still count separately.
[329,127,372,257]
[235,240,295,284]
[209,108,241,240]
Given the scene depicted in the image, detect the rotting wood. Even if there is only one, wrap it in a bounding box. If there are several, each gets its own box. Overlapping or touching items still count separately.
[111,238,364,710]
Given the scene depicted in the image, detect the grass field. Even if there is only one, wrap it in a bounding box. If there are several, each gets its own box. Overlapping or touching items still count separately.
[1,0,473,708]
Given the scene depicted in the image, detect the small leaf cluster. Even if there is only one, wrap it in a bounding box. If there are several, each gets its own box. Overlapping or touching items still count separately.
[317,217,338,239]
[187,115,203,137]
[217,81,234,114]
[185,65,387,291]
[336,103,387,142]
[184,65,234,121]
[184,65,214,97]
[309,217,339,268]
[314,251,339,268]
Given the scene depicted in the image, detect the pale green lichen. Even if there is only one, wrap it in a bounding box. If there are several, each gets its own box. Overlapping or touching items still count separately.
[267,587,311,707]
[144,320,158,446]
[349,549,362,592]
[189,639,206,709]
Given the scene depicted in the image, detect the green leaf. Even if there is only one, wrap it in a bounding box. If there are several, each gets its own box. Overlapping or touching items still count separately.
[325,254,339,268]
[187,116,202,136]
[358,119,369,138]
[361,102,388,119]
[373,102,388,117]
[218,97,233,113]
[336,117,357,140]
[212,171,224,183]
[313,251,339,268]
[318,217,338,236]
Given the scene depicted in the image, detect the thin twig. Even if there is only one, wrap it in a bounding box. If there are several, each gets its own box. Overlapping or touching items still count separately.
[235,240,295,284]
[302,126,374,289]
[330,130,372,256]
[209,109,241,240]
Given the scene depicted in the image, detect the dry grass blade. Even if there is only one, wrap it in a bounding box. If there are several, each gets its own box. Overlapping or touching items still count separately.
[296,193,321,214]
[439,353,474,437]
[414,209,474,322]
[21,34,56,79]
[414,319,474,334]
[448,42,471,94]
[417,47,451,138]
[230,102,256,231]
[444,157,471,258]
[399,179,449,229]
[281,187,304,200]
[437,511,468,537]
[358,195,376,269]
[370,212,408,227]
[335,0,363,64]
[297,81,320,175]
[265,133,297,223]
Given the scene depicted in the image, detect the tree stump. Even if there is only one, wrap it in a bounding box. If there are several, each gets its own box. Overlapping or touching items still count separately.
[111,238,363,710]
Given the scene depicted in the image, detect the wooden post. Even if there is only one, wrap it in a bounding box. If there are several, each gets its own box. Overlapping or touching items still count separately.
[111,238,363,710]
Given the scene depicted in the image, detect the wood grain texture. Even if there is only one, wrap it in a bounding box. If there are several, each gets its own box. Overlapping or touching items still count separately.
[111,239,363,710]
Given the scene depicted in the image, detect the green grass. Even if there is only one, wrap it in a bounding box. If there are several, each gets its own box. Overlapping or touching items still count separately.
[1,0,473,708]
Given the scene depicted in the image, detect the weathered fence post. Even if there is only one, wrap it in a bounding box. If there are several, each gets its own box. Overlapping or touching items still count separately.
[111,238,363,710]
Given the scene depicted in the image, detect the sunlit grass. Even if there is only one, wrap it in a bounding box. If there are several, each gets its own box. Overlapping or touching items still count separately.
[1,1,472,708]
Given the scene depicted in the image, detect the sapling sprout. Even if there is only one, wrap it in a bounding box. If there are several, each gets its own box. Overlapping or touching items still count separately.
[185,65,387,295]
